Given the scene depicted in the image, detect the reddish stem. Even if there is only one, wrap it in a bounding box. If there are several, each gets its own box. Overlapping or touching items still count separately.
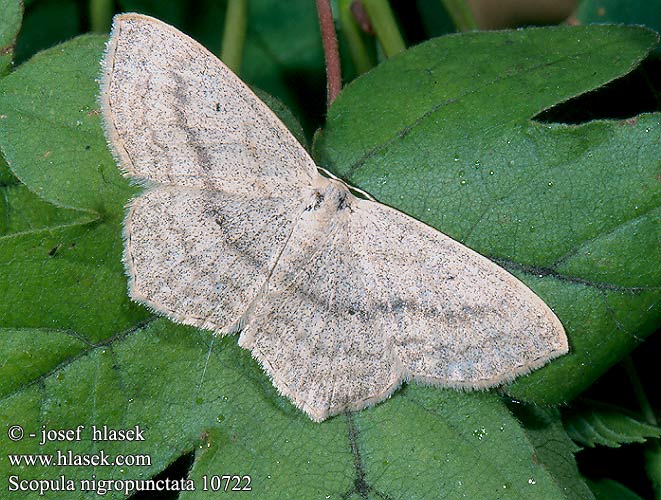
[316,0,342,107]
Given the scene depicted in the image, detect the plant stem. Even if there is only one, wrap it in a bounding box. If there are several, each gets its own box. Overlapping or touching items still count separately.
[361,0,405,57]
[338,0,373,75]
[221,0,248,74]
[89,0,113,33]
[441,0,478,31]
[316,0,342,107]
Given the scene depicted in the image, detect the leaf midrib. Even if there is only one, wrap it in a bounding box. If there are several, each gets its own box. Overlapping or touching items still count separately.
[0,215,99,241]
[0,317,157,403]
[492,256,660,293]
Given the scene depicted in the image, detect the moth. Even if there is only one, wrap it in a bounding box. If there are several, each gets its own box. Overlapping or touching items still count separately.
[100,13,568,422]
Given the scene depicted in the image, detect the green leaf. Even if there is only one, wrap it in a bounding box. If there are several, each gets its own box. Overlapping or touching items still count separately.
[0,36,148,342]
[576,0,661,55]
[0,34,138,216]
[0,34,581,499]
[315,25,661,405]
[0,200,146,342]
[1,318,573,500]
[0,0,23,75]
[513,406,595,500]
[0,328,88,397]
[0,183,88,236]
[587,478,645,500]
[563,402,661,448]
[0,0,22,185]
